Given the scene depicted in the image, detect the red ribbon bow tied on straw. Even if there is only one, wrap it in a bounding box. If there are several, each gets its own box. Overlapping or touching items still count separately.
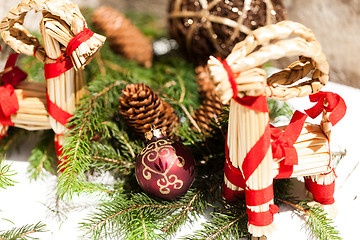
[1,53,27,87]
[0,84,19,126]
[271,111,308,165]
[305,91,346,126]
[0,52,28,126]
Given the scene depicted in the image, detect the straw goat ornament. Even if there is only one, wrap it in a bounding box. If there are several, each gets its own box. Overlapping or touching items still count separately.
[208,21,346,237]
[0,0,105,162]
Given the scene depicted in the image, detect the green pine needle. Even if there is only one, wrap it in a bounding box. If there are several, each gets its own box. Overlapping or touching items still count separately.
[0,222,47,240]
[305,204,342,240]
[0,157,17,189]
[81,190,207,240]
[27,130,56,180]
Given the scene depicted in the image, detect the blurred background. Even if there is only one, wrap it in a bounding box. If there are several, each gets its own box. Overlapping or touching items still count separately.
[0,0,359,88]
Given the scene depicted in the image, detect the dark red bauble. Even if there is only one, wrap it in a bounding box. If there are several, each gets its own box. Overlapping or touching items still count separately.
[135,129,195,200]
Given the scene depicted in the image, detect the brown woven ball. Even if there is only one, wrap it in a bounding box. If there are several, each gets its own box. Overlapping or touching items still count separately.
[168,0,287,65]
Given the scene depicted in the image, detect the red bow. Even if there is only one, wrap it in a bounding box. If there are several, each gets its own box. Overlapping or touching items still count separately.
[305,91,346,126]
[271,111,307,166]
[1,53,27,87]
[0,52,27,126]
[0,84,19,126]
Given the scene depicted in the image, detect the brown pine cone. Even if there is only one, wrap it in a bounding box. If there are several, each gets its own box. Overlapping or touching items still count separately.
[119,83,179,140]
[92,6,153,68]
[193,66,224,133]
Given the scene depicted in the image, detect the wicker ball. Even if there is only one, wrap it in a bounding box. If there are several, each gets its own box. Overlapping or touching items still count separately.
[168,0,287,64]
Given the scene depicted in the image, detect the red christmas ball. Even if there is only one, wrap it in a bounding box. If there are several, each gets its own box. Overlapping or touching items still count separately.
[135,129,195,200]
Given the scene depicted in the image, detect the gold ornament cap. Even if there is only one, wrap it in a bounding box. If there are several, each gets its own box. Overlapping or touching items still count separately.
[145,127,166,141]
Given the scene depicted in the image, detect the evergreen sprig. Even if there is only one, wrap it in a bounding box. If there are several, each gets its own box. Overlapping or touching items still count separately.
[280,200,342,240]
[27,130,56,180]
[81,190,207,240]
[0,222,46,240]
[0,157,16,189]
[56,79,126,199]
[183,202,248,240]
[304,204,341,240]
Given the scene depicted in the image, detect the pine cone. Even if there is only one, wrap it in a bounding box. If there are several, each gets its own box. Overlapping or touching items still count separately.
[119,83,179,140]
[92,6,153,68]
[193,66,224,133]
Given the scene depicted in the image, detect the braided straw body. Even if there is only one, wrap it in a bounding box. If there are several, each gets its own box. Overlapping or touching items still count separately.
[92,6,153,68]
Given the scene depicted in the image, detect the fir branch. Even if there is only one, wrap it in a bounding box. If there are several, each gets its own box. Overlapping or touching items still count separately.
[27,130,56,180]
[183,203,248,240]
[268,98,294,123]
[204,212,246,240]
[0,222,46,240]
[162,191,200,232]
[57,80,124,199]
[95,53,106,76]
[279,199,342,240]
[82,190,207,240]
[0,158,16,189]
[104,60,128,75]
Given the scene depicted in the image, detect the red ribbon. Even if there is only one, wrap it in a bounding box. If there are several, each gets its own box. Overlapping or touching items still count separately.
[46,93,74,126]
[242,123,271,181]
[245,184,274,206]
[271,111,308,178]
[305,177,335,205]
[0,84,19,126]
[44,56,73,80]
[54,134,68,172]
[247,204,279,227]
[1,53,27,86]
[219,58,268,113]
[305,91,346,126]
[0,52,28,127]
[222,183,244,202]
[66,27,94,57]
[223,138,246,192]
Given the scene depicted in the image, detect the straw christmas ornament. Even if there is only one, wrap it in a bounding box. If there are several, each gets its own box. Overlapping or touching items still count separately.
[207,20,346,237]
[168,0,287,64]
[0,0,105,161]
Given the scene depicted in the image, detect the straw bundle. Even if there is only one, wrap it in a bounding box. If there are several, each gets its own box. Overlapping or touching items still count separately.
[228,97,274,237]
[273,123,331,178]
[39,15,86,134]
[11,81,51,131]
